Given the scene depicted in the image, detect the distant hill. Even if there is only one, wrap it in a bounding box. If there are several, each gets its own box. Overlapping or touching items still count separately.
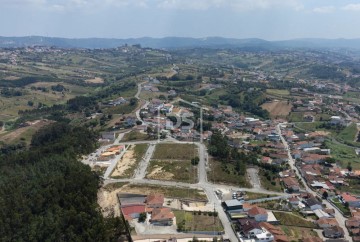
[1,36,360,49]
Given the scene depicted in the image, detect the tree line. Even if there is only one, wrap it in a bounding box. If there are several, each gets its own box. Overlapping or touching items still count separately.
[0,122,128,241]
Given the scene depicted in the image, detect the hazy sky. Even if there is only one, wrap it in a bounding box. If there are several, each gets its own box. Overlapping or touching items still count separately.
[1,0,360,40]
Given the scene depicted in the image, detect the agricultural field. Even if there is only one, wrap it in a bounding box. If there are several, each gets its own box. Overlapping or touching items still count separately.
[261,100,292,118]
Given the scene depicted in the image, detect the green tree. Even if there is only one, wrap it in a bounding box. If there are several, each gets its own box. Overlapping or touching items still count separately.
[138,212,147,223]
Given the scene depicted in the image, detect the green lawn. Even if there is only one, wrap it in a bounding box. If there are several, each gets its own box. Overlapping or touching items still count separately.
[152,143,197,160]
[274,211,316,228]
[174,210,223,232]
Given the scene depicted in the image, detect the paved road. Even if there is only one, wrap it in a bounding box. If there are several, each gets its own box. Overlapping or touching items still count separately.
[133,144,156,180]
[100,135,290,242]
[103,146,129,179]
[276,123,352,242]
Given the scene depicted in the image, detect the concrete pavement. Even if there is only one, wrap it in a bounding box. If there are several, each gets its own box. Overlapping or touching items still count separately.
[103,146,129,179]
[133,144,156,180]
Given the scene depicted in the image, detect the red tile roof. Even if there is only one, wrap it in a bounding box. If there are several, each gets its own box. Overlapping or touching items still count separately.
[341,192,359,202]
[146,194,164,205]
[151,208,174,221]
[121,205,146,216]
[248,206,267,216]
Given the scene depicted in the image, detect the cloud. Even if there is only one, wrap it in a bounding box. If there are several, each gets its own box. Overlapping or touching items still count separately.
[342,3,360,11]
[0,0,148,10]
[156,0,303,11]
[312,6,335,14]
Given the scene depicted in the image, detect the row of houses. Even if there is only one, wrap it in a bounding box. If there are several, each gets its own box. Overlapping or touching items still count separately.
[119,193,175,226]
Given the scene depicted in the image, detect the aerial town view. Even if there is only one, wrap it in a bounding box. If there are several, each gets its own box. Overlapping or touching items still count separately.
[2,1,360,242]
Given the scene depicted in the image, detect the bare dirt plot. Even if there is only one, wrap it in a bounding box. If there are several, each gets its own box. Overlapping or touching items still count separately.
[261,101,292,118]
[116,183,207,201]
[0,119,53,144]
[98,183,128,217]
[111,146,136,178]
[84,77,104,84]
[152,143,198,160]
[3,76,20,80]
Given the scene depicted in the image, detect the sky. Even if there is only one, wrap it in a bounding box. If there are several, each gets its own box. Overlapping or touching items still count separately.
[1,0,360,40]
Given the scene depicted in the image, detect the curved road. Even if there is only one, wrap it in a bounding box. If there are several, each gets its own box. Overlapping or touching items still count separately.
[276,123,352,242]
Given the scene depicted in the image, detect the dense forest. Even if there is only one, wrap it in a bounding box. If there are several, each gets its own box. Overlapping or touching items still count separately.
[0,122,127,241]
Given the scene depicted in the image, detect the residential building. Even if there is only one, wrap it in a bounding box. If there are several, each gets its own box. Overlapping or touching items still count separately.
[323,225,344,238]
[248,206,268,222]
[150,207,175,226]
[146,194,164,208]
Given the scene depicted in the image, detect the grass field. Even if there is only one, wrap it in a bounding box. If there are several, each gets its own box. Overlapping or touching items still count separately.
[337,123,358,142]
[325,140,360,169]
[274,211,316,228]
[103,104,137,115]
[288,112,331,123]
[152,143,197,160]
[259,169,283,192]
[0,119,53,145]
[288,112,304,122]
[119,184,207,201]
[122,130,153,142]
[295,122,323,132]
[207,158,250,187]
[146,159,198,183]
[281,226,319,241]
[0,82,94,122]
[261,101,292,118]
[174,210,223,232]
[266,89,290,96]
